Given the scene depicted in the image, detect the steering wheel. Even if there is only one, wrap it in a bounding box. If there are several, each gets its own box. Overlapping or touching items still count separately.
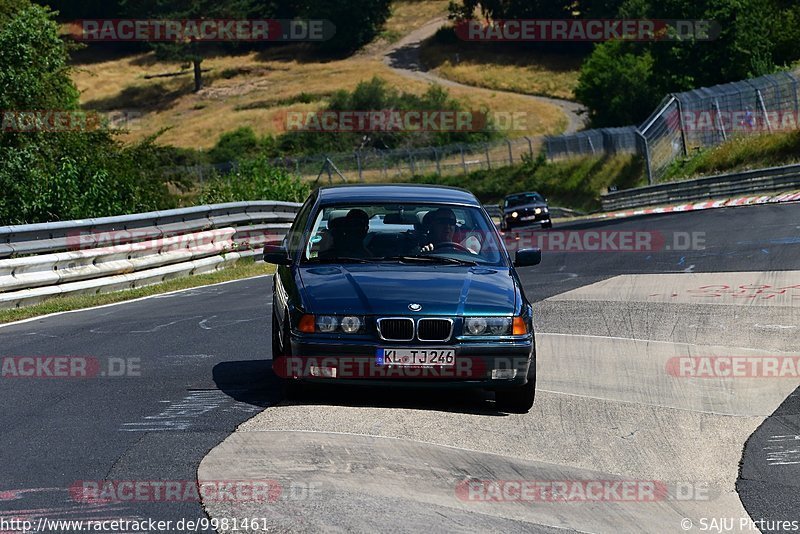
[434,241,472,253]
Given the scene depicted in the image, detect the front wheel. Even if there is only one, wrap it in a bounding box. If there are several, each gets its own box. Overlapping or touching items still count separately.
[494,365,536,413]
[272,314,304,398]
[271,312,282,360]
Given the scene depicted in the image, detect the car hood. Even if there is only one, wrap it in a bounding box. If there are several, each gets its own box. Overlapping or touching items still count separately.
[503,202,547,214]
[297,264,517,316]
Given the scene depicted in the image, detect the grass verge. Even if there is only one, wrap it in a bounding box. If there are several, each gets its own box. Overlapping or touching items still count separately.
[0,259,275,325]
[419,29,583,101]
[661,130,800,182]
[401,153,645,211]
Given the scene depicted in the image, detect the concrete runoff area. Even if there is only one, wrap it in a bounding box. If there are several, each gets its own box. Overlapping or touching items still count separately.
[199,271,800,532]
[546,271,800,307]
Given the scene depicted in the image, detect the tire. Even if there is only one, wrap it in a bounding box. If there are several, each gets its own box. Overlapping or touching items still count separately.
[541,220,553,229]
[272,313,304,399]
[495,363,536,414]
[271,312,282,360]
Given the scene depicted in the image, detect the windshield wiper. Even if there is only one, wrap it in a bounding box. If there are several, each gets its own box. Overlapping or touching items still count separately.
[378,255,479,266]
[306,257,377,264]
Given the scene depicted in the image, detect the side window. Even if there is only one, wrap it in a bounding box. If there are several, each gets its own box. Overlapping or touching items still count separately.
[286,195,316,256]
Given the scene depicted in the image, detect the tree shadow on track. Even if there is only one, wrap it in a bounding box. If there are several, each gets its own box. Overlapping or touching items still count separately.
[212,360,511,417]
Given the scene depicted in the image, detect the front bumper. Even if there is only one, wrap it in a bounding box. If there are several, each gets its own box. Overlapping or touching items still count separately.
[273,337,534,389]
[504,213,550,229]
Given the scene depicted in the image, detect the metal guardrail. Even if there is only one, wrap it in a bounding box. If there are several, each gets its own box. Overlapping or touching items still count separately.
[0,201,301,310]
[601,163,800,212]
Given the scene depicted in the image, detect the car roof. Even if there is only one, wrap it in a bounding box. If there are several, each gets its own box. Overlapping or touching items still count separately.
[317,184,480,206]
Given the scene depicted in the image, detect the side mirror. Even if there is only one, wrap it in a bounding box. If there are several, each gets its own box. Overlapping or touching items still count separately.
[263,244,291,266]
[514,248,542,267]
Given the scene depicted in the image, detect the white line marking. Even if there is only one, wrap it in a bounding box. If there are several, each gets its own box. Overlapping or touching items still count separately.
[0,275,273,330]
[537,332,798,353]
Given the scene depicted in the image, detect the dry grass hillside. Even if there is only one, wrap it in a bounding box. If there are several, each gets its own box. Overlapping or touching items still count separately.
[71,1,569,149]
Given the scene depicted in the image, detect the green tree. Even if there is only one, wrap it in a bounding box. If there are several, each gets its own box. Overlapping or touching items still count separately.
[295,0,391,53]
[143,0,254,92]
[0,1,79,113]
[575,40,658,127]
[0,1,174,225]
[574,0,800,126]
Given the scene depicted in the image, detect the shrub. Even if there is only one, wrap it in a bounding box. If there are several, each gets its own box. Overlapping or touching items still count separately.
[198,156,311,204]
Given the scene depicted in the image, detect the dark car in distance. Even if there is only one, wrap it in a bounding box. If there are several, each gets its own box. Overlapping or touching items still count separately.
[501,192,552,231]
[265,184,542,413]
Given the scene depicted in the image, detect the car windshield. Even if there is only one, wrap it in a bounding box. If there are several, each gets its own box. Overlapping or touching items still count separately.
[505,193,544,208]
[302,203,507,266]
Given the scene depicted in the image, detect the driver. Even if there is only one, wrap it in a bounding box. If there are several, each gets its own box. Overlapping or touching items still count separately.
[420,208,458,253]
[420,208,483,254]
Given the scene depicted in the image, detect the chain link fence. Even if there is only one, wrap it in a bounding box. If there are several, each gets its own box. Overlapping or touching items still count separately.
[181,137,543,184]
[544,126,641,160]
[551,69,800,183]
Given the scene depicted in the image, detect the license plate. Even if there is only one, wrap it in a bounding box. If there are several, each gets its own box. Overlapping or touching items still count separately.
[377,348,455,366]
[520,215,537,221]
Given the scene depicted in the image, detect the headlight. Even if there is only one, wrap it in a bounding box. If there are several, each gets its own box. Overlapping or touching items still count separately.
[534,208,542,215]
[544,207,549,213]
[316,315,338,333]
[488,317,512,335]
[308,315,364,334]
[464,317,517,336]
[465,317,488,335]
[340,316,362,334]
[511,211,519,218]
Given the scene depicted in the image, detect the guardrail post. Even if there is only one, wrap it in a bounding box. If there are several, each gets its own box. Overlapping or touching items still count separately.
[460,145,467,175]
[485,144,492,170]
[506,140,513,165]
[587,136,596,155]
[524,136,534,158]
[382,152,388,179]
[434,148,441,176]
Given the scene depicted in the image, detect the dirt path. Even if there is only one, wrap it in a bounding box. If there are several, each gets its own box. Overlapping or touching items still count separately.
[382,17,587,134]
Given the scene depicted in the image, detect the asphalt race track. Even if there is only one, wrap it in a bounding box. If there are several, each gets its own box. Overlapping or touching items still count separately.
[1,203,798,533]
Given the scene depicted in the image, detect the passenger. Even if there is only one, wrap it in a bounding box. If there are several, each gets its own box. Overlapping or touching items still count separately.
[335,209,371,257]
